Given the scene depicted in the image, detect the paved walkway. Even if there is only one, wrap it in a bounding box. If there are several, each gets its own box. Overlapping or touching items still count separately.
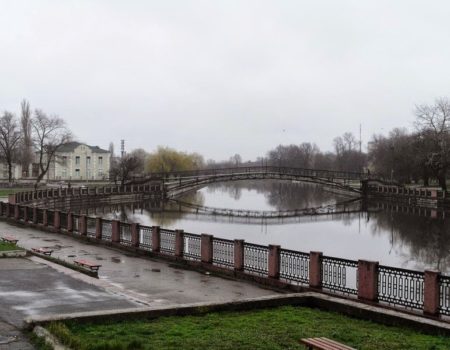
[0,221,280,348]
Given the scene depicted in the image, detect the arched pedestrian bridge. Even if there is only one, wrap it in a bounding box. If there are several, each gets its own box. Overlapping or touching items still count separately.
[130,166,368,198]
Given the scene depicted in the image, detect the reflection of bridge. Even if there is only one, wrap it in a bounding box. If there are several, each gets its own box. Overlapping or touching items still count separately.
[170,198,363,219]
[152,209,371,225]
[130,166,367,198]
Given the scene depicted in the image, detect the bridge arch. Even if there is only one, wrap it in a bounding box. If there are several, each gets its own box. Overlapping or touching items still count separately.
[156,166,365,198]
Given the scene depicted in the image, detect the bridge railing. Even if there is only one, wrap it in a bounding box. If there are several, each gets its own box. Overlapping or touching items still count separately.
[129,165,366,184]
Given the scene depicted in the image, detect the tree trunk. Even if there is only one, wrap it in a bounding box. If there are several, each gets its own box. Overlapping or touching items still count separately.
[438,172,447,191]
[7,161,12,183]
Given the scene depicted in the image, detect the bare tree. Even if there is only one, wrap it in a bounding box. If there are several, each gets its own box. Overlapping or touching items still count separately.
[415,98,450,189]
[229,153,242,166]
[32,110,71,188]
[0,112,21,183]
[109,142,115,158]
[110,154,142,185]
[20,99,33,177]
[130,148,148,174]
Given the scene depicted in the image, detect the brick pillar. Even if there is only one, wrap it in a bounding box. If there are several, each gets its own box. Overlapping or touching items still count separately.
[23,206,28,222]
[152,226,161,252]
[43,209,48,226]
[268,245,281,279]
[67,212,73,232]
[14,205,20,221]
[8,193,16,204]
[54,210,61,231]
[5,203,10,218]
[423,270,440,316]
[309,251,323,289]
[32,207,38,224]
[357,260,379,301]
[201,234,213,264]
[79,215,87,236]
[131,223,140,248]
[234,239,245,271]
[95,217,103,239]
[111,220,120,243]
[175,229,184,257]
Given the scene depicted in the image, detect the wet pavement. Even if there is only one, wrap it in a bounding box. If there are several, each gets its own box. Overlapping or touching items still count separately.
[0,222,278,306]
[0,258,139,349]
[0,222,279,329]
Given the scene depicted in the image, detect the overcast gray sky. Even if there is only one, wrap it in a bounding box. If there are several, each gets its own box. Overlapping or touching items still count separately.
[1,0,449,160]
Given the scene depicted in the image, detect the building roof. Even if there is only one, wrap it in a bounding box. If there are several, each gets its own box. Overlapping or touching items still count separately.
[57,142,110,154]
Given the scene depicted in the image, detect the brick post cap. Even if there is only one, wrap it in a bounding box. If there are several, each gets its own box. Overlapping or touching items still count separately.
[175,229,184,233]
[201,233,213,238]
[310,251,323,255]
[234,239,245,243]
[269,244,281,248]
[357,259,379,265]
[424,270,440,275]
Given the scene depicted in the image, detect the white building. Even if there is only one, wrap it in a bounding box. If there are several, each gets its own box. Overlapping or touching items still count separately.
[45,142,111,181]
[0,163,22,180]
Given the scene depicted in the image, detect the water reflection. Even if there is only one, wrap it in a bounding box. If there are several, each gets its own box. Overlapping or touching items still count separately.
[58,180,450,273]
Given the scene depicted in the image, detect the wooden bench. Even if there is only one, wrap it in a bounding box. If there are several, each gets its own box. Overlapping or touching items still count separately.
[32,247,53,256]
[74,259,101,272]
[1,236,18,245]
[300,337,356,350]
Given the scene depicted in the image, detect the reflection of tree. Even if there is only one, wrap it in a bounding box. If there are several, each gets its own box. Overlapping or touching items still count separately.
[206,183,242,200]
[205,180,349,210]
[144,191,206,227]
[370,210,450,273]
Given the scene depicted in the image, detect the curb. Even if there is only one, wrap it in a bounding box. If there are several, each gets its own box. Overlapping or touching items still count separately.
[25,292,450,337]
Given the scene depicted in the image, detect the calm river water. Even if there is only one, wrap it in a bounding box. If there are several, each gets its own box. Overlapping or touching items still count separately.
[86,181,450,274]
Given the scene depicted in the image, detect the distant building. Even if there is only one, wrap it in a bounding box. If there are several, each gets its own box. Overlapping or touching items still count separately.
[0,163,22,181]
[43,142,111,181]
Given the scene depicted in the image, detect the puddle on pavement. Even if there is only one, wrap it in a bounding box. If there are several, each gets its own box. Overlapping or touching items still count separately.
[43,239,59,242]
[151,268,161,272]
[0,335,17,345]
[173,270,183,274]
[95,256,104,261]
[68,255,76,258]
[111,257,121,263]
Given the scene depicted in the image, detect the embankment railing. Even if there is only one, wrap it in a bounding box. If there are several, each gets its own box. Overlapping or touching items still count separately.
[3,201,450,320]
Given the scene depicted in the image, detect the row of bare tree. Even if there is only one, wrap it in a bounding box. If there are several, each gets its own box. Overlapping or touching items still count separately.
[369,98,450,190]
[262,132,366,173]
[0,100,71,186]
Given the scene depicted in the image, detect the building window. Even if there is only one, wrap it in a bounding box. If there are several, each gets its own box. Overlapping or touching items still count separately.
[75,156,80,165]
[75,169,80,177]
[86,156,91,167]
[62,156,67,165]
[98,156,103,166]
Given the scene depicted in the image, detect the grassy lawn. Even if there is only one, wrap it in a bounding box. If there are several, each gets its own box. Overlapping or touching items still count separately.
[0,241,21,251]
[0,187,30,197]
[43,306,450,350]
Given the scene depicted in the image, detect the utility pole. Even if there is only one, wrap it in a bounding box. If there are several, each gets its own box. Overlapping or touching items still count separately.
[121,139,125,158]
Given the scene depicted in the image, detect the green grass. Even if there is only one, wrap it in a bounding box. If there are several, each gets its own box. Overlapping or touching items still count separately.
[0,187,30,197]
[47,306,450,350]
[28,332,53,350]
[0,241,21,251]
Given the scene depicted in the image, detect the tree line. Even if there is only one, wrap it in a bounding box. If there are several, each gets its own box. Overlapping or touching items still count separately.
[369,98,450,190]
